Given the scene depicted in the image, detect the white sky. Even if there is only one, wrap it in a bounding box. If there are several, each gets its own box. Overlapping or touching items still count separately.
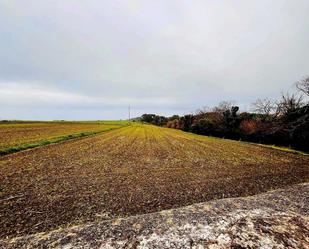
[0,0,308,120]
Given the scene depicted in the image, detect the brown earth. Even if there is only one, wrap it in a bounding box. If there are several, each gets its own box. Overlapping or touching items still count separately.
[0,124,308,238]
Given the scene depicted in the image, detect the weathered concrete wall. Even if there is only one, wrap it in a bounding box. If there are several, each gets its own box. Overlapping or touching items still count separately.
[1,183,308,249]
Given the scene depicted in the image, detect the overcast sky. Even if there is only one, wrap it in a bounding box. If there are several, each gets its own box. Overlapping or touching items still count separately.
[0,0,308,120]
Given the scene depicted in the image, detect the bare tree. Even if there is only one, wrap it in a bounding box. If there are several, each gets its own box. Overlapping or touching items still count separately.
[295,76,309,96]
[276,92,304,115]
[212,101,235,113]
[195,106,211,115]
[251,98,275,115]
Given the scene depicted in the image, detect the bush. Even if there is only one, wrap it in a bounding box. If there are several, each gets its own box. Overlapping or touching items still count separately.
[239,120,261,135]
[191,119,215,135]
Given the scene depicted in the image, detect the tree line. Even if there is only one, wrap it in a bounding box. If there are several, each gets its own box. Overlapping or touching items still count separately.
[140,76,309,152]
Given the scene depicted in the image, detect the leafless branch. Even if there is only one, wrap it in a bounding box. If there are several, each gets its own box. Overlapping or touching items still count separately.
[295,76,309,96]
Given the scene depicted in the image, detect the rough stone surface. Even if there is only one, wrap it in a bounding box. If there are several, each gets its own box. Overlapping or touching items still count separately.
[1,183,308,249]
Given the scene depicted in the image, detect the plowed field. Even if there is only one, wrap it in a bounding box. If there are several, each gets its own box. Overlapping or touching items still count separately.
[0,121,126,155]
[0,124,308,238]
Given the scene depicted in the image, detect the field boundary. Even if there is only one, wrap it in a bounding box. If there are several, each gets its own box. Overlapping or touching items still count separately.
[175,128,308,156]
[249,143,308,156]
[0,125,128,157]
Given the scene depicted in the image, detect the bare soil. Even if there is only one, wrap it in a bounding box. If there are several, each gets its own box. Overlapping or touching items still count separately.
[0,124,308,238]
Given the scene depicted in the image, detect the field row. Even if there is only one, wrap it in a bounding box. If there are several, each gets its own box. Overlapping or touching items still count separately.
[0,124,308,238]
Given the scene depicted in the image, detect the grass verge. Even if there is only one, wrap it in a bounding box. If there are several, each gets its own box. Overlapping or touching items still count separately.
[255,144,308,156]
[181,130,308,156]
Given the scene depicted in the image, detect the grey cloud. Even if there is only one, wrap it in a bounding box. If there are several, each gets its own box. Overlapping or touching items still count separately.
[0,0,308,120]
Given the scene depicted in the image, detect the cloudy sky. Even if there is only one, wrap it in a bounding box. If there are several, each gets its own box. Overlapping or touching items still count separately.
[0,0,308,120]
